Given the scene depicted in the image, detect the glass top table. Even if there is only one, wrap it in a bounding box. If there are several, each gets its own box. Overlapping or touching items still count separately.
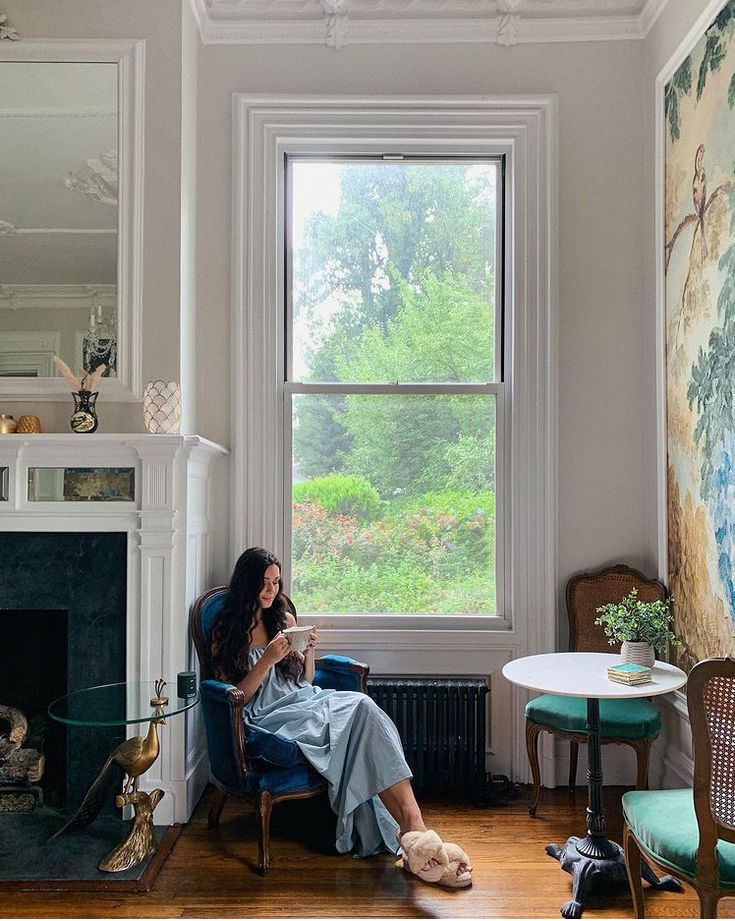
[47,679,200,874]
[48,680,199,727]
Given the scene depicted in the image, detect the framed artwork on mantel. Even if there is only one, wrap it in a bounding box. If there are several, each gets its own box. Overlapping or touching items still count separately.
[663,0,735,669]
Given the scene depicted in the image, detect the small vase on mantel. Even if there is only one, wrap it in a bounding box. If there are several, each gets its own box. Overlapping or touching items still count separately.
[621,640,655,669]
[70,390,99,434]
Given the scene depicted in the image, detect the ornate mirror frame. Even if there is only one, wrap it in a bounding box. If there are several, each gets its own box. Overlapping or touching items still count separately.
[0,39,144,401]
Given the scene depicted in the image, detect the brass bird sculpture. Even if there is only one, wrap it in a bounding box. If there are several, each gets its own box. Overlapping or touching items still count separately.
[50,707,166,838]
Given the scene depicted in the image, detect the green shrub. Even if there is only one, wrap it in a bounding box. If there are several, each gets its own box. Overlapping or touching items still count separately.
[293,474,383,522]
[291,487,497,613]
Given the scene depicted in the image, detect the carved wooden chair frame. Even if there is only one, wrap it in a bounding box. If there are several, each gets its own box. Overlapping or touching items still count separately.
[624,657,735,919]
[527,564,668,816]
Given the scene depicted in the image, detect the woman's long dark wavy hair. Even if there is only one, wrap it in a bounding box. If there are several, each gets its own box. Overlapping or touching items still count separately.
[211,547,302,684]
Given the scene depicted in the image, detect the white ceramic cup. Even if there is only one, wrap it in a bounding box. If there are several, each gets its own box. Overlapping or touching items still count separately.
[282,625,313,654]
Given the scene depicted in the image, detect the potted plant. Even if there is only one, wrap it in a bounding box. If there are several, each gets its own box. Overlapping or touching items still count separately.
[594,588,680,668]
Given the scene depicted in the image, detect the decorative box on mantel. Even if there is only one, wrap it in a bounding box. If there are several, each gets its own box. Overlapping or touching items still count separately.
[0,434,227,824]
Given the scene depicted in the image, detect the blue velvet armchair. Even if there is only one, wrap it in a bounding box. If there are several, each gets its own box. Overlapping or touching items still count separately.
[190,586,369,875]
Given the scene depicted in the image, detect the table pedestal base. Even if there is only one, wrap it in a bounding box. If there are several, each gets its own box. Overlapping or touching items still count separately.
[546,836,683,919]
[98,789,165,872]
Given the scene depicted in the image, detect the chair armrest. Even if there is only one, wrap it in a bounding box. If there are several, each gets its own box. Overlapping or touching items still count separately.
[199,679,249,792]
[315,654,370,694]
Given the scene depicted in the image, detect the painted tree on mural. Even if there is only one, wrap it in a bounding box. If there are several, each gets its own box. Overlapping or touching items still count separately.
[665,144,732,343]
[667,0,735,649]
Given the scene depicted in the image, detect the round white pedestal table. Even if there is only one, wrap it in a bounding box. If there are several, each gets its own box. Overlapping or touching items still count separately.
[502,652,687,919]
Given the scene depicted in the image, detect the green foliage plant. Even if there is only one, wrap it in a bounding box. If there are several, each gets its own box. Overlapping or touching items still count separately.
[292,473,383,522]
[594,588,681,654]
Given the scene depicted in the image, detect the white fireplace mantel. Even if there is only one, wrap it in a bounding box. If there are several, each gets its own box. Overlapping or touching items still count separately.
[0,433,227,824]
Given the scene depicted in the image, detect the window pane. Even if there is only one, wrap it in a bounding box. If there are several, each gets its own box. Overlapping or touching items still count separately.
[291,393,496,614]
[290,160,497,384]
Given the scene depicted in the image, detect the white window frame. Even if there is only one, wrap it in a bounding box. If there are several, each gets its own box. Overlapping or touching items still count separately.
[232,95,557,653]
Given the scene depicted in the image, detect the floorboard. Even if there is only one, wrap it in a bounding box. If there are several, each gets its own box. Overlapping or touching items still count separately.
[4,785,734,918]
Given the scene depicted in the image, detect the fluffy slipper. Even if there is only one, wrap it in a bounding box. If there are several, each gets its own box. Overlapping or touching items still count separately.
[439,842,473,888]
[399,829,448,883]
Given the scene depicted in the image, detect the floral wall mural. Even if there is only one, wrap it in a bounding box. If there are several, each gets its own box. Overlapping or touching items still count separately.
[666,0,735,669]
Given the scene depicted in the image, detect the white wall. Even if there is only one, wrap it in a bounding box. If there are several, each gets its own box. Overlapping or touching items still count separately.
[196,40,650,595]
[3,2,658,642]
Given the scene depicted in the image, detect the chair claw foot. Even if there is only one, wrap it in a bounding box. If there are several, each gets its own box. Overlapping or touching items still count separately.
[561,899,583,919]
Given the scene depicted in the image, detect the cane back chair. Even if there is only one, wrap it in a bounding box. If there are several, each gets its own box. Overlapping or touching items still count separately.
[190,585,369,875]
[623,657,735,919]
[525,564,666,816]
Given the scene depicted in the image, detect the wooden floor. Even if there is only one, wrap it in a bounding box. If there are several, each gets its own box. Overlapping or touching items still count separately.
[5,785,734,918]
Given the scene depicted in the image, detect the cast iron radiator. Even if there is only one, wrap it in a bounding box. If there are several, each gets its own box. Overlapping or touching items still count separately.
[367,677,489,796]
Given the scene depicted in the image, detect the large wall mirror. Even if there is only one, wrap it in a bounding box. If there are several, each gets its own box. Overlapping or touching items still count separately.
[0,41,143,400]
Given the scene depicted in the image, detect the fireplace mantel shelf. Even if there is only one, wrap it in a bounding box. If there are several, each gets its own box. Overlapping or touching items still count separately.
[0,432,227,824]
[1,433,228,451]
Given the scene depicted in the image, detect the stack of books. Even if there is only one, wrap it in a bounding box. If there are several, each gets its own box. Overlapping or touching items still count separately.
[607,663,652,685]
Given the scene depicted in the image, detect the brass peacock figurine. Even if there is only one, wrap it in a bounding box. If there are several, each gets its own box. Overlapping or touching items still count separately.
[51,682,168,839]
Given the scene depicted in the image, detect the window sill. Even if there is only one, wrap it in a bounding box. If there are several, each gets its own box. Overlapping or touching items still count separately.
[305,612,509,631]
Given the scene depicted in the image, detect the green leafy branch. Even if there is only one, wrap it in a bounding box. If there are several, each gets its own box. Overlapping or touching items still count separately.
[594,589,680,653]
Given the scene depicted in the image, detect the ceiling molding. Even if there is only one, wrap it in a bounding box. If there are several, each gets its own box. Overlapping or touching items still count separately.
[189,0,670,45]
[0,108,116,119]
[0,284,116,310]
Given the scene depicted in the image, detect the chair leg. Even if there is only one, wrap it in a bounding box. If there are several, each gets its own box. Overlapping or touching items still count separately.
[697,887,719,919]
[623,824,645,919]
[208,787,227,828]
[257,791,273,876]
[632,738,652,790]
[526,720,543,817]
[568,740,579,795]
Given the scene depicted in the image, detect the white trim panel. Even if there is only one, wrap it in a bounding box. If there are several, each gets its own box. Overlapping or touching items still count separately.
[232,94,558,782]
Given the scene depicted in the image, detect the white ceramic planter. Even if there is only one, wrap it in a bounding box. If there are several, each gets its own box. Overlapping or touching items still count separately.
[621,641,655,669]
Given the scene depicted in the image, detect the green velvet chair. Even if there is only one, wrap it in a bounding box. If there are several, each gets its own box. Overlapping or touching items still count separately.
[623,657,735,919]
[525,564,666,816]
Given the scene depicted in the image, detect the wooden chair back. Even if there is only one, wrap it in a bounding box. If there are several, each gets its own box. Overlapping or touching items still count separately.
[688,657,735,887]
[566,564,668,653]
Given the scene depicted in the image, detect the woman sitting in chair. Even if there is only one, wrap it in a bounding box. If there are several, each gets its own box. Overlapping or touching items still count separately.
[211,546,472,889]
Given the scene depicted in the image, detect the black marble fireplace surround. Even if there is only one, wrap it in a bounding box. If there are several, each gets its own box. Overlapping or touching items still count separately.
[0,532,126,811]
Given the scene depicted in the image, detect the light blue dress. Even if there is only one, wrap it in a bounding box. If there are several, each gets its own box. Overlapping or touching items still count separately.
[243,645,411,857]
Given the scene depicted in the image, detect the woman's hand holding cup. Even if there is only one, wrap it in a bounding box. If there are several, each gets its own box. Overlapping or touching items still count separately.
[263,632,291,667]
[306,626,318,651]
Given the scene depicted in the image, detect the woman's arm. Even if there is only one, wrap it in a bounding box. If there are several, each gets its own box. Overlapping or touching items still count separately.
[232,633,290,704]
[303,626,319,684]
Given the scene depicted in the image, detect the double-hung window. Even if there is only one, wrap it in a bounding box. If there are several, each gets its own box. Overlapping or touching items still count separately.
[286,157,502,616]
[233,97,555,638]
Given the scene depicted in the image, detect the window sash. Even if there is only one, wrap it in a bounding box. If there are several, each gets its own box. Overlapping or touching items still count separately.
[284,155,504,617]
[283,387,503,621]
[285,154,504,388]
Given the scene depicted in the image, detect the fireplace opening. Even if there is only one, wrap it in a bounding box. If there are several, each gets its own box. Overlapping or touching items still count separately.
[0,532,127,813]
[0,610,68,807]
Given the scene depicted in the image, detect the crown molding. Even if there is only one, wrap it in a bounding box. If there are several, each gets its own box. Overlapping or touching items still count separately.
[0,108,116,118]
[0,283,116,310]
[189,0,670,45]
